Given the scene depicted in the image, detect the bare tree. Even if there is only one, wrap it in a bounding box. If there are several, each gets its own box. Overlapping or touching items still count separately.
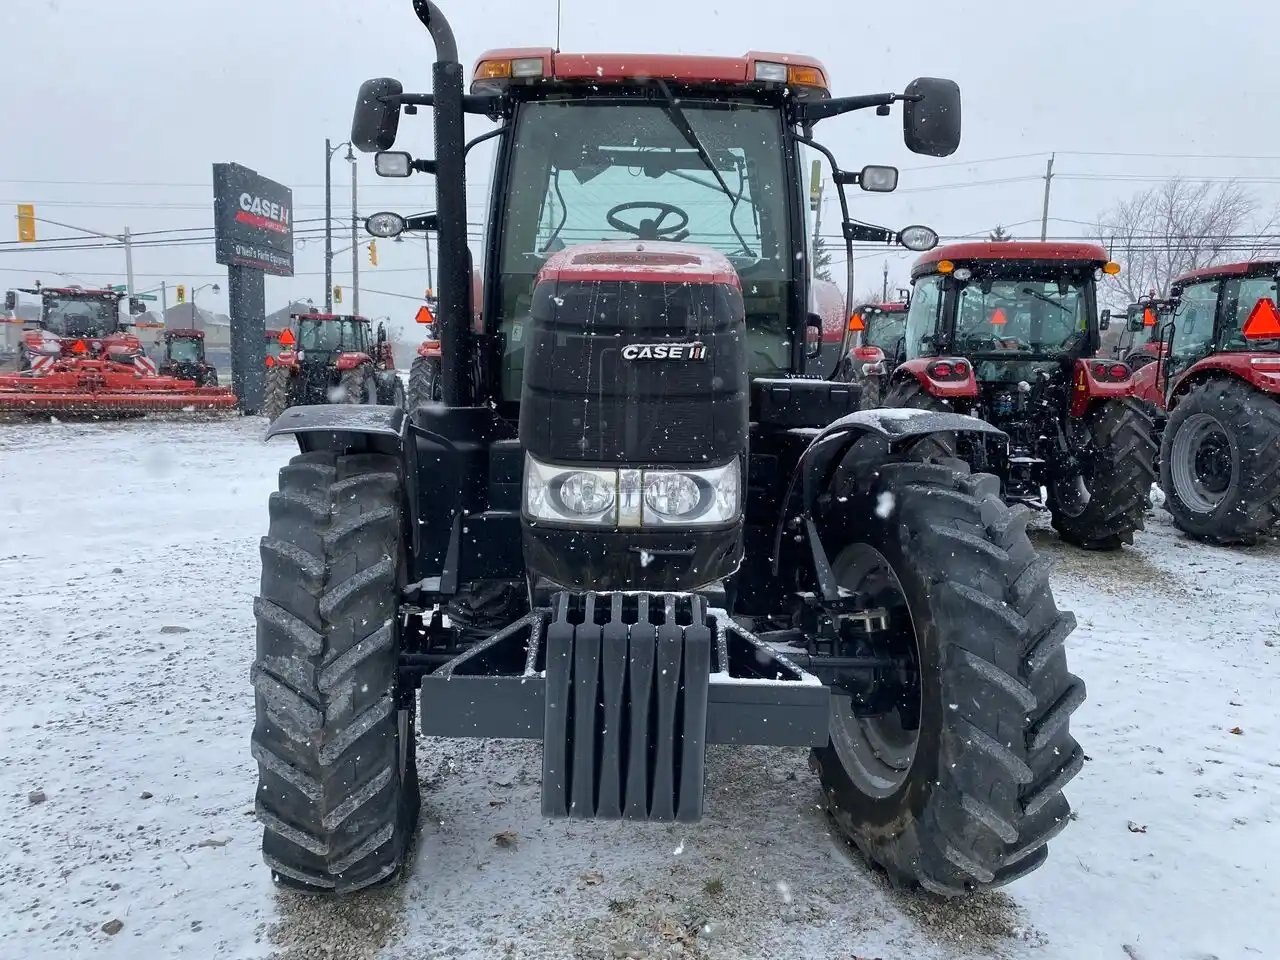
[1096,178,1279,307]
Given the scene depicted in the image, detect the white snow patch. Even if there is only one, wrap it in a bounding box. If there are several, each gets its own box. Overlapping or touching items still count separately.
[875,491,896,518]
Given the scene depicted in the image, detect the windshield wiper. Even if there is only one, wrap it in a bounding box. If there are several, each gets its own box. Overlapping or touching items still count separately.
[653,79,753,255]
[1021,287,1071,313]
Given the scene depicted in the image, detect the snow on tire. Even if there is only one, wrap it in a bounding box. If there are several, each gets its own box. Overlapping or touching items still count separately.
[252,451,419,893]
[261,366,292,421]
[813,454,1085,895]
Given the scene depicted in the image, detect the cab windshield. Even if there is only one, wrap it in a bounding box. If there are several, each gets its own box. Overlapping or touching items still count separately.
[495,99,792,398]
[167,338,202,362]
[953,277,1090,356]
[298,319,365,353]
[1223,275,1280,352]
[43,295,118,338]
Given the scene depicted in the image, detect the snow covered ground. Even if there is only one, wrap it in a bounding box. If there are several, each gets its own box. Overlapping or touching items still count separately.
[0,418,1276,960]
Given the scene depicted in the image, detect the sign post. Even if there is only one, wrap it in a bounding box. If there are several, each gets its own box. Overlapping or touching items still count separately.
[212,163,294,415]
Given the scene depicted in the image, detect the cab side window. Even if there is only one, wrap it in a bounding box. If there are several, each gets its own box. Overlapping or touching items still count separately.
[903,276,943,359]
[1167,281,1219,377]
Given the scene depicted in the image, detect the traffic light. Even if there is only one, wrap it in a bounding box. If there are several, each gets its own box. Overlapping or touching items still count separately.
[333,285,343,305]
[176,284,186,304]
[16,204,36,242]
[368,240,378,267]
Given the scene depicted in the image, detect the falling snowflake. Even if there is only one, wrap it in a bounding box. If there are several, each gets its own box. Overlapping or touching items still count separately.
[775,880,792,904]
[875,491,896,519]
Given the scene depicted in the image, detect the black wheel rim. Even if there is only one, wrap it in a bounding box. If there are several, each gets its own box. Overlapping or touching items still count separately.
[1171,412,1233,513]
[828,544,921,799]
[1052,421,1095,519]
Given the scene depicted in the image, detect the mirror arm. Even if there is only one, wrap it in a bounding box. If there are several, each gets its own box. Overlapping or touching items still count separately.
[797,91,917,125]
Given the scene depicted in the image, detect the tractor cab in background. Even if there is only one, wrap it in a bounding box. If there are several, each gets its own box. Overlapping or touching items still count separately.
[884,241,1158,549]
[159,329,219,387]
[5,286,148,370]
[1112,295,1172,371]
[834,299,908,407]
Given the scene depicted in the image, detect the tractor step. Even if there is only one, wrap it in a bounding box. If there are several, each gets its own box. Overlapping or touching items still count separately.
[417,591,829,822]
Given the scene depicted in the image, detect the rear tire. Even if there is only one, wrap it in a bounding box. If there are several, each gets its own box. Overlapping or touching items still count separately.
[813,450,1084,895]
[407,355,441,410]
[252,451,419,894]
[261,366,292,421]
[339,365,377,405]
[1048,398,1157,550]
[1160,379,1280,545]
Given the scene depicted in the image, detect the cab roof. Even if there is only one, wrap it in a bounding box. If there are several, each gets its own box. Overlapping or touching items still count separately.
[472,48,830,99]
[854,301,907,313]
[1172,259,1280,288]
[912,241,1111,279]
[165,328,204,338]
[537,242,739,287]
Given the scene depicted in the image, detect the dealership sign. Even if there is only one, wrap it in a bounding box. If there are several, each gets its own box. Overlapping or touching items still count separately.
[212,163,294,277]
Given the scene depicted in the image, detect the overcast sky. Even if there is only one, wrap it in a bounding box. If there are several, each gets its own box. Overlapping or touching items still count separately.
[2,0,1277,327]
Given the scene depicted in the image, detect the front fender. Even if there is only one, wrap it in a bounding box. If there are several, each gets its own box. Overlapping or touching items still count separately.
[770,408,1007,576]
[265,403,407,457]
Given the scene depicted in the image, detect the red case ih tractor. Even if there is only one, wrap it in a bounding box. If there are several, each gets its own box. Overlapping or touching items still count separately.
[881,242,1158,550]
[260,311,404,420]
[250,1,1084,899]
[158,329,220,387]
[0,286,236,414]
[834,299,909,408]
[406,299,442,407]
[1130,260,1280,543]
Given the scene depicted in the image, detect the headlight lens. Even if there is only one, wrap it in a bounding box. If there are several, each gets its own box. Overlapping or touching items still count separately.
[524,455,617,525]
[524,454,739,527]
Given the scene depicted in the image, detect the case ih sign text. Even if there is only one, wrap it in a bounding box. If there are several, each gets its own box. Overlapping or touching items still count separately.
[212,163,295,277]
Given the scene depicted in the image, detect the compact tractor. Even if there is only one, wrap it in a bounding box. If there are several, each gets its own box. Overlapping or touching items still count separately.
[250,1,1084,899]
[1110,295,1171,371]
[0,286,236,414]
[260,311,404,420]
[834,299,909,407]
[880,241,1158,550]
[1128,260,1280,544]
[158,329,220,387]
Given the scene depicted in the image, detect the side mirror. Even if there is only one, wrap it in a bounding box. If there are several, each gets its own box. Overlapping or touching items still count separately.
[805,313,823,360]
[129,297,147,316]
[1127,311,1146,333]
[903,77,961,158]
[351,78,404,153]
[1100,308,1111,331]
[3,291,15,312]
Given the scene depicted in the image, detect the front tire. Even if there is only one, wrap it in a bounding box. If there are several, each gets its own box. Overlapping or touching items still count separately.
[1160,379,1280,545]
[261,366,292,421]
[407,355,441,410]
[813,452,1084,895]
[1048,398,1157,550]
[252,451,419,893]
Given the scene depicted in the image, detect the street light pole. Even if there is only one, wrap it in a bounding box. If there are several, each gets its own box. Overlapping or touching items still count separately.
[325,138,334,311]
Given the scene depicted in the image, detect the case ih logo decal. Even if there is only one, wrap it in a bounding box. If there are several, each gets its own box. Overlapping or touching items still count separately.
[621,342,707,361]
[236,193,290,234]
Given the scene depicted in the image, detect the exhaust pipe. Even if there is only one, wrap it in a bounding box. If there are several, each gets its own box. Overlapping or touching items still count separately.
[412,1,472,406]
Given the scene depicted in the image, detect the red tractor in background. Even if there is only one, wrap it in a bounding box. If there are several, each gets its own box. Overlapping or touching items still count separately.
[158,329,219,387]
[260,311,404,420]
[264,329,285,365]
[407,297,442,408]
[1110,295,1171,371]
[0,286,236,414]
[1130,260,1280,544]
[834,299,908,407]
[882,241,1158,549]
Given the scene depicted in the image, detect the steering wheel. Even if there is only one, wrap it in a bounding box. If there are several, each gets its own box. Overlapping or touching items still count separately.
[606,201,691,241]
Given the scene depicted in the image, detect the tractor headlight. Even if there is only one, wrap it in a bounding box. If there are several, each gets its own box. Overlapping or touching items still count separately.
[524,454,739,528]
[524,456,617,525]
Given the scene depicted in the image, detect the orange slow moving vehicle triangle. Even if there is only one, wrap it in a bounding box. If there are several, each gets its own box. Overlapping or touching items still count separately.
[415,304,435,325]
[278,327,296,346]
[990,307,1008,326]
[847,312,864,331]
[1143,307,1157,327]
[1242,297,1280,339]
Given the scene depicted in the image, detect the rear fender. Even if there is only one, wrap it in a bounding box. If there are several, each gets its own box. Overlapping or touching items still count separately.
[1129,360,1165,410]
[335,351,371,372]
[1069,358,1142,417]
[892,356,979,400]
[265,404,407,458]
[770,408,1007,587]
[1171,353,1280,404]
[417,339,442,359]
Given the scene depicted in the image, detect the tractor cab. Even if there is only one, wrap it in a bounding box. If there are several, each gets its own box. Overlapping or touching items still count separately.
[1112,296,1172,370]
[264,329,285,363]
[835,300,908,406]
[159,329,218,387]
[5,286,150,368]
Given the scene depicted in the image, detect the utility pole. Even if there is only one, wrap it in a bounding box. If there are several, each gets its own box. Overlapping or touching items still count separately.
[349,145,359,316]
[123,227,135,296]
[1039,153,1055,242]
[425,230,434,292]
[882,261,889,302]
[160,281,168,319]
[325,138,334,311]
